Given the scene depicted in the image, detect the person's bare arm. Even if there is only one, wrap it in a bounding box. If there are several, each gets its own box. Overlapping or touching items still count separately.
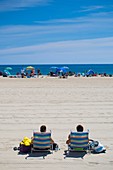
[66,135,70,144]
[51,138,54,144]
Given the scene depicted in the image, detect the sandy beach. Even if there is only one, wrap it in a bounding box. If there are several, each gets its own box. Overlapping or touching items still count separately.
[0,76,113,170]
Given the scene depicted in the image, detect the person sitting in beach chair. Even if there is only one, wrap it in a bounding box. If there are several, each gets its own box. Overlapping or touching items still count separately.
[31,125,58,152]
[66,124,106,154]
[66,125,90,152]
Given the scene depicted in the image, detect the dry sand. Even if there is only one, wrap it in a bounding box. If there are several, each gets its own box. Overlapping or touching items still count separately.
[0,76,113,170]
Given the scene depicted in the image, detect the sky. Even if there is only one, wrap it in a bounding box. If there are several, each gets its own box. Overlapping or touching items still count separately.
[0,0,113,64]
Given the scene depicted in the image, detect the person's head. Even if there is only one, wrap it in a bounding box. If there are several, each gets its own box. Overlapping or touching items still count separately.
[40,125,46,132]
[76,125,84,132]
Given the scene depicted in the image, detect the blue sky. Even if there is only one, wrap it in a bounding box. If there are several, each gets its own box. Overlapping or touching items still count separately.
[0,0,113,64]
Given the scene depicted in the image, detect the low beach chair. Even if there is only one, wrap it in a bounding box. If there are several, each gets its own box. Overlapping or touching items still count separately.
[69,131,89,150]
[64,131,90,158]
[31,132,53,158]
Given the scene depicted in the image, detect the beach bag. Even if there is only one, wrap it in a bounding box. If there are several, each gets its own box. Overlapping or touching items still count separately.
[90,140,106,153]
[19,137,31,153]
[19,144,31,153]
[52,143,59,151]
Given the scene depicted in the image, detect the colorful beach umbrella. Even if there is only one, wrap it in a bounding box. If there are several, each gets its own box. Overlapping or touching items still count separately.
[5,67,12,70]
[50,66,58,70]
[62,66,69,70]
[50,66,58,72]
[26,66,34,70]
[57,67,68,73]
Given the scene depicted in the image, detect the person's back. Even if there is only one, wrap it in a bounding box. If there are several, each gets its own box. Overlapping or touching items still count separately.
[32,125,58,150]
[66,125,85,144]
[66,124,90,151]
[40,125,54,144]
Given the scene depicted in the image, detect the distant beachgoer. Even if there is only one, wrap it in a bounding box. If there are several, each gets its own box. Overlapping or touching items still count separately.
[30,69,35,77]
[21,68,25,78]
[0,71,3,76]
[37,69,41,76]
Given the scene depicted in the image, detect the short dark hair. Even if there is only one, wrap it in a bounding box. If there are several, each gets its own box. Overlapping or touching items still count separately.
[76,125,84,132]
[40,125,46,132]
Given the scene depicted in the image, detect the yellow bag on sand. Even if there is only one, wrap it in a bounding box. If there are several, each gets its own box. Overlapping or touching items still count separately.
[20,137,31,146]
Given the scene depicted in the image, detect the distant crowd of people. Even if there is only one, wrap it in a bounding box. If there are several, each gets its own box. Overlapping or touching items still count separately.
[0,69,113,78]
[20,68,42,78]
[0,68,42,78]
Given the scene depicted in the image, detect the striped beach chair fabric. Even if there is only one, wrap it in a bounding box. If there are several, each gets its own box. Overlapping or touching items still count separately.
[69,131,89,151]
[32,132,52,150]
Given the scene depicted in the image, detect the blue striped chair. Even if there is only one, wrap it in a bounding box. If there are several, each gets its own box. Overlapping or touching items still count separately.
[69,131,89,151]
[32,132,52,152]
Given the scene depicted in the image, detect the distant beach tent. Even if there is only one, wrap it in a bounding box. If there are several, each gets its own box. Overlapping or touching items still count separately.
[5,67,12,70]
[26,66,34,70]
[86,69,94,76]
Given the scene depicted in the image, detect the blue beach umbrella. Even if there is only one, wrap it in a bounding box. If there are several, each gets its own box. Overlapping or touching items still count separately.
[50,66,58,73]
[60,66,69,73]
[50,66,58,69]
[61,66,69,70]
[57,67,68,73]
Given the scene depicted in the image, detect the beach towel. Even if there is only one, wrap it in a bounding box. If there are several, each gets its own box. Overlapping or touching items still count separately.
[90,140,106,153]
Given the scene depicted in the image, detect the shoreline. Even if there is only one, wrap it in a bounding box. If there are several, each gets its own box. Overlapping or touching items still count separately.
[0,73,113,79]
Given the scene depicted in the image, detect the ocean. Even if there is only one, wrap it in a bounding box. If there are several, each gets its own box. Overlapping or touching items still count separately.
[0,64,113,75]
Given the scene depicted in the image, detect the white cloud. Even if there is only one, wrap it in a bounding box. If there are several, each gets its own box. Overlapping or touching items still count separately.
[0,11,113,50]
[34,18,78,24]
[0,0,52,11]
[0,10,113,64]
[0,37,113,64]
[80,5,104,12]
[34,10,113,24]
